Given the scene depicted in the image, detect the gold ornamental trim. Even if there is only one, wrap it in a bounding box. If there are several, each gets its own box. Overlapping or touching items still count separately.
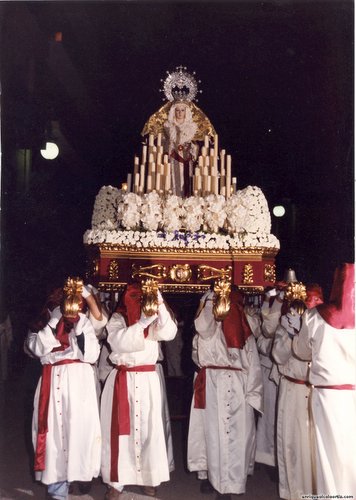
[132,263,168,280]
[97,281,265,294]
[242,264,254,285]
[159,283,210,294]
[89,243,279,260]
[108,259,120,280]
[98,282,127,292]
[238,286,265,294]
[264,264,276,283]
[197,265,232,282]
[169,264,192,283]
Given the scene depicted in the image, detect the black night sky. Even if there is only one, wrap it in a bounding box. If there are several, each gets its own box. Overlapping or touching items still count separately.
[0,1,354,358]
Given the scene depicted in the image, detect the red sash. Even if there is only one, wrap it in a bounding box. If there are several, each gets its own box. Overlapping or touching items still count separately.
[284,375,309,386]
[313,384,355,390]
[194,365,242,409]
[34,359,83,471]
[110,364,156,482]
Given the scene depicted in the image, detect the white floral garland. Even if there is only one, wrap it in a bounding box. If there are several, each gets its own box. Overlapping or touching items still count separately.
[86,184,279,249]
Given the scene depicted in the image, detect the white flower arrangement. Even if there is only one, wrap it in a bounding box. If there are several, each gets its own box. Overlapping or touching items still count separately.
[118,192,142,230]
[141,191,163,231]
[204,194,227,233]
[91,185,123,230]
[182,196,205,232]
[162,195,184,232]
[84,185,280,250]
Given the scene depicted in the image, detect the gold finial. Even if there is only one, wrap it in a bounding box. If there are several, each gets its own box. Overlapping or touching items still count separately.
[213,279,231,321]
[141,279,159,317]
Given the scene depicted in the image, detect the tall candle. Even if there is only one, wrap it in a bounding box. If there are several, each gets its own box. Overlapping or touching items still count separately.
[226,155,232,178]
[207,176,211,194]
[151,162,156,188]
[134,172,140,194]
[226,175,231,198]
[126,173,132,193]
[140,164,145,192]
[147,175,152,192]
[149,134,154,147]
[204,135,209,149]
[157,132,162,147]
[141,146,147,166]
[155,172,161,191]
[220,149,225,173]
[214,134,218,156]
[213,175,219,195]
[197,175,202,196]
[134,155,139,176]
[165,167,171,191]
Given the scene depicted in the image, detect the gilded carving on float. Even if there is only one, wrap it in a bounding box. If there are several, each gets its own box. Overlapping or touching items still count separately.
[97,243,279,258]
[141,279,159,317]
[160,283,210,294]
[213,279,231,321]
[264,264,276,283]
[242,264,254,285]
[197,264,232,282]
[169,264,192,283]
[131,263,167,280]
[108,260,120,280]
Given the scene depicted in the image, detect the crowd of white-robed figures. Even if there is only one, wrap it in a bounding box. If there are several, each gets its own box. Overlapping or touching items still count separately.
[25,265,356,500]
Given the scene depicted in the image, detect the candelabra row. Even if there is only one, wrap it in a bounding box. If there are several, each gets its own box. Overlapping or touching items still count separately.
[123,133,237,198]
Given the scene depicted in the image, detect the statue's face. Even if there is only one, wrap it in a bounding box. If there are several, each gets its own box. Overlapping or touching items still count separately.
[174,104,186,122]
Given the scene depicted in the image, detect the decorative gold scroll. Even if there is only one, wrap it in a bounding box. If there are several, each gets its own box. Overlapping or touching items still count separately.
[131,263,167,280]
[197,265,232,282]
[264,264,276,283]
[141,278,159,317]
[242,264,254,285]
[108,259,120,280]
[213,279,231,321]
[169,264,192,283]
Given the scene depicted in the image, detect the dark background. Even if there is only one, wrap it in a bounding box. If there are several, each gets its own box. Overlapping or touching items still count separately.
[0,1,354,367]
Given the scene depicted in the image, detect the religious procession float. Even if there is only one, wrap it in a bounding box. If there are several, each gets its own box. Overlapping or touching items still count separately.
[84,67,283,315]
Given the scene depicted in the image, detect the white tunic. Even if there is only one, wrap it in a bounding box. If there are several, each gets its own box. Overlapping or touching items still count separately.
[187,303,263,495]
[272,325,312,499]
[293,308,356,496]
[27,313,101,485]
[255,299,281,467]
[100,303,177,488]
